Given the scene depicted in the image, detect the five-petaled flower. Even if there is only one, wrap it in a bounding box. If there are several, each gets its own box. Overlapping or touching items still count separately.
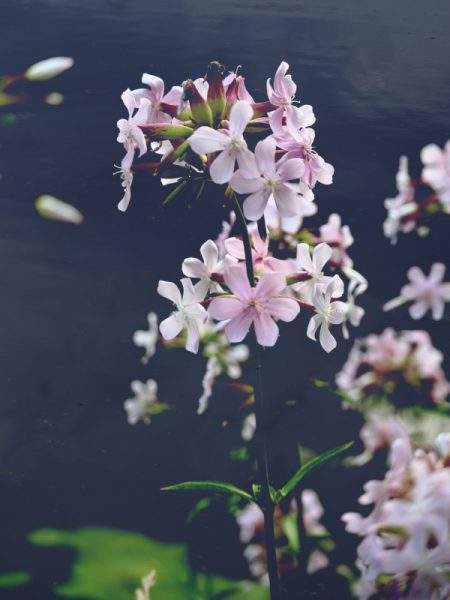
[307,276,347,353]
[158,279,208,353]
[208,265,300,347]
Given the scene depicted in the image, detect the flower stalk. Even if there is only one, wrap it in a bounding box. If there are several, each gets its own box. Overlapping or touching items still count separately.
[231,192,281,599]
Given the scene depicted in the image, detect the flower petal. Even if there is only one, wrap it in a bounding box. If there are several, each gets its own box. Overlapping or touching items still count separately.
[319,323,337,353]
[182,257,208,279]
[296,243,314,272]
[273,184,300,217]
[224,265,252,299]
[230,171,263,194]
[277,158,305,182]
[312,243,332,273]
[210,150,236,184]
[266,297,300,322]
[157,280,181,305]
[307,314,322,341]
[224,312,253,343]
[255,137,277,177]
[229,100,254,137]
[253,313,279,347]
[243,189,271,221]
[188,127,229,155]
[409,300,428,320]
[208,296,243,320]
[159,314,183,340]
[200,239,219,271]
[255,272,287,298]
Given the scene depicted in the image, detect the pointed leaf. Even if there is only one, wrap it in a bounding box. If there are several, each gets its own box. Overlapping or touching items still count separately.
[276,441,353,501]
[161,480,252,502]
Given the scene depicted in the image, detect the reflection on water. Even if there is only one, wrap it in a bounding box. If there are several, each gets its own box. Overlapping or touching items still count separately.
[0,0,449,598]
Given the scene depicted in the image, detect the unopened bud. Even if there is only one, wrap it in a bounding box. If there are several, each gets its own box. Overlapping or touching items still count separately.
[140,123,193,140]
[206,61,226,125]
[25,57,74,81]
[183,79,213,127]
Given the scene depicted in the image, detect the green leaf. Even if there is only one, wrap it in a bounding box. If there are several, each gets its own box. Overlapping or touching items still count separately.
[276,441,353,501]
[29,527,267,600]
[162,179,188,205]
[161,480,252,502]
[282,514,300,553]
[0,571,31,588]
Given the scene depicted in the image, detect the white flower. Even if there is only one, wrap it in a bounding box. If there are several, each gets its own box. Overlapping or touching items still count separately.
[341,271,367,339]
[236,503,264,543]
[188,100,255,184]
[135,570,156,600]
[158,279,208,353]
[182,239,223,296]
[307,276,347,353]
[293,242,342,302]
[197,356,221,415]
[114,162,134,212]
[133,312,159,364]
[383,156,417,244]
[117,89,150,172]
[124,379,158,425]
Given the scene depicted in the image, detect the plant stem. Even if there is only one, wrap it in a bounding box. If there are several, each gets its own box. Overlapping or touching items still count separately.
[231,193,281,599]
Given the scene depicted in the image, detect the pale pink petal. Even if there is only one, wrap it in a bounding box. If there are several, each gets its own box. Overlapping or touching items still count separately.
[224,265,252,300]
[289,104,316,129]
[224,312,253,343]
[141,74,165,100]
[277,158,305,182]
[224,237,246,260]
[243,189,271,221]
[210,150,236,184]
[312,243,332,272]
[160,314,183,340]
[329,301,347,324]
[253,313,279,346]
[273,184,300,217]
[429,262,446,284]
[420,143,442,165]
[407,266,426,285]
[307,314,321,341]
[431,299,445,321]
[230,171,264,194]
[181,278,198,304]
[121,88,137,116]
[188,127,229,155]
[316,162,334,185]
[236,147,258,176]
[157,280,182,305]
[440,283,450,301]
[255,137,277,177]
[255,272,287,298]
[266,297,300,322]
[319,323,337,353]
[229,100,253,137]
[409,300,428,319]
[162,85,183,105]
[268,107,284,135]
[208,296,243,320]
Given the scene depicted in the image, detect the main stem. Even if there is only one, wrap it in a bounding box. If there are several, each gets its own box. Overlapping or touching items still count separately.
[231,193,281,599]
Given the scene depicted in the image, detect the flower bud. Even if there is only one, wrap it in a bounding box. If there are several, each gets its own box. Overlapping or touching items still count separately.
[35,195,83,224]
[206,61,226,125]
[140,123,193,140]
[183,79,213,127]
[25,57,74,81]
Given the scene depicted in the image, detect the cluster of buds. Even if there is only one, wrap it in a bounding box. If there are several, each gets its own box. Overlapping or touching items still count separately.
[342,433,450,599]
[384,142,450,244]
[236,491,332,584]
[336,328,450,409]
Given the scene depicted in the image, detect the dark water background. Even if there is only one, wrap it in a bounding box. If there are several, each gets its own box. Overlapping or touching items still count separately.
[1,0,450,597]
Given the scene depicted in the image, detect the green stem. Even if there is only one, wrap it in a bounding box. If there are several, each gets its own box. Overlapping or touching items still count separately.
[231,192,281,599]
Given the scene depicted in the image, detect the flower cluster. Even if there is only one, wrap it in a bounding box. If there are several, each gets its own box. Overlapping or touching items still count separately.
[384,142,450,244]
[342,434,450,599]
[236,491,332,584]
[114,61,332,216]
[124,379,169,425]
[158,229,366,354]
[384,263,450,321]
[336,328,450,408]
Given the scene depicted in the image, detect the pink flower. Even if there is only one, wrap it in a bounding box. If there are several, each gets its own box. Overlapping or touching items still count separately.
[135,73,183,123]
[421,141,450,210]
[230,137,305,221]
[266,61,315,134]
[208,266,300,347]
[319,213,353,267]
[384,263,450,320]
[187,100,255,184]
[224,230,288,275]
[116,89,150,170]
[264,191,317,235]
[275,127,334,188]
[157,279,208,353]
[293,242,343,302]
[383,156,417,244]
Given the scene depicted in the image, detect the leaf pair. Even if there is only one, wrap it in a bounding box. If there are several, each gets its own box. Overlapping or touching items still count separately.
[162,441,353,506]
